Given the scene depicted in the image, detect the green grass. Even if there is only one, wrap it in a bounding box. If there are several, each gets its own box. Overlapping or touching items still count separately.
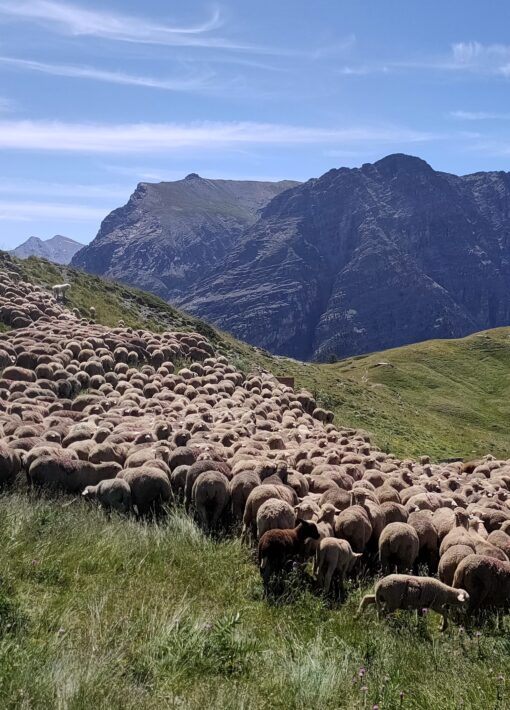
[0,492,509,710]
[6,251,510,461]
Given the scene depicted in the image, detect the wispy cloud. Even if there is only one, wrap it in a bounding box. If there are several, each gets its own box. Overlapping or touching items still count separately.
[0,178,130,199]
[0,1,224,45]
[0,200,106,221]
[0,119,441,154]
[450,110,510,121]
[0,0,283,54]
[0,55,214,92]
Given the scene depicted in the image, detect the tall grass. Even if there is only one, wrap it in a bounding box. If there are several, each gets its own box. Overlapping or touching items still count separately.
[0,492,508,709]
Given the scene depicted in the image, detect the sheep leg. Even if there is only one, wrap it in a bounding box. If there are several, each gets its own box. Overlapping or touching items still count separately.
[439,611,448,632]
[323,565,334,595]
[356,594,376,617]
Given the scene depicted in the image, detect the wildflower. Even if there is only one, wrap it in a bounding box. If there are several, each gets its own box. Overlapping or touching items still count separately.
[360,686,368,693]
[359,667,366,678]
[458,626,465,635]
[373,705,380,710]
[498,674,505,682]
[475,631,482,638]
[421,607,429,615]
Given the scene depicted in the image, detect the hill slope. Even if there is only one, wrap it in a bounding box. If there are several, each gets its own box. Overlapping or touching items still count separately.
[71,175,298,301]
[11,253,510,461]
[10,235,83,264]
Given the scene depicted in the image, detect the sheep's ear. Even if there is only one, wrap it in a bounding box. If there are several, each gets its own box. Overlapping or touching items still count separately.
[457,591,468,602]
[81,489,88,496]
[354,553,363,559]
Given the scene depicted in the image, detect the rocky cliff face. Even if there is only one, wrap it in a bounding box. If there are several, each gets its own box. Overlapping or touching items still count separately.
[72,174,298,301]
[10,235,83,264]
[181,155,510,359]
[73,156,510,360]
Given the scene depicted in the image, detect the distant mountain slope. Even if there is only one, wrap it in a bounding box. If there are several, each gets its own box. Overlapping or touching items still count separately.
[182,154,510,359]
[71,174,299,300]
[10,235,83,264]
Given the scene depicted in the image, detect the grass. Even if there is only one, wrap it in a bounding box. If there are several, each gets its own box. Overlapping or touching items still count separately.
[6,251,510,461]
[0,492,509,710]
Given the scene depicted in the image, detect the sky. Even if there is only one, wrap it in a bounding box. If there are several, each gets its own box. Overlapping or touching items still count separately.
[1,1,510,248]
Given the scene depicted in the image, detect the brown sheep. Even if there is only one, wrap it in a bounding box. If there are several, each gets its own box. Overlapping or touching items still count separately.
[258,519,320,594]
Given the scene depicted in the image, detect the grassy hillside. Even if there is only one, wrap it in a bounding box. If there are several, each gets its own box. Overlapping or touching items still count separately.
[2,253,510,709]
[9,252,510,462]
[0,491,509,710]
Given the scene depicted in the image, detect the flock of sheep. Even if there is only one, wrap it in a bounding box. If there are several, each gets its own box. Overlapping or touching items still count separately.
[1,260,510,631]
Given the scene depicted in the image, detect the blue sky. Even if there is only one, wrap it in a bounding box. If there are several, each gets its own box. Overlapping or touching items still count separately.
[1,1,510,248]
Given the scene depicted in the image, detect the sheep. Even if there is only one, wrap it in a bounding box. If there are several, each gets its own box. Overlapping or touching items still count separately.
[258,519,320,594]
[315,537,362,595]
[357,574,469,631]
[242,484,298,544]
[334,505,372,553]
[52,283,71,302]
[192,470,230,532]
[453,554,510,613]
[408,509,439,570]
[82,478,131,513]
[117,467,172,516]
[438,544,474,586]
[229,471,260,522]
[378,522,420,573]
[256,498,296,539]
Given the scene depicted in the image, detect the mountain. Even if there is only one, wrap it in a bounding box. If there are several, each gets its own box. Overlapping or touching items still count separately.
[182,154,510,359]
[72,155,510,361]
[10,235,84,264]
[71,174,299,300]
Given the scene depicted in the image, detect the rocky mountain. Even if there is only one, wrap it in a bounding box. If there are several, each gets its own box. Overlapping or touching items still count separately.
[72,174,299,300]
[10,235,84,265]
[73,155,510,360]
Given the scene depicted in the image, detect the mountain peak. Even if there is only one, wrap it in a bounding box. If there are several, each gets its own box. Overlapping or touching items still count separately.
[184,173,201,181]
[371,153,434,176]
[9,235,84,265]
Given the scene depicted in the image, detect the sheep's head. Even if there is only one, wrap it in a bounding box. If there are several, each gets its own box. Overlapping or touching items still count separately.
[454,589,470,607]
[296,519,320,541]
[81,486,95,500]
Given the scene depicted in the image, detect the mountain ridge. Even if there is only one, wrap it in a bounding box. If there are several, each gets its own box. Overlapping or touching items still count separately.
[72,155,510,360]
[10,234,84,265]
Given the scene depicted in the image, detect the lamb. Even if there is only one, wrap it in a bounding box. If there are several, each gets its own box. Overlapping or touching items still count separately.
[378,522,420,573]
[258,519,320,594]
[82,478,131,513]
[357,574,469,631]
[453,554,510,613]
[315,537,362,595]
[256,498,296,539]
